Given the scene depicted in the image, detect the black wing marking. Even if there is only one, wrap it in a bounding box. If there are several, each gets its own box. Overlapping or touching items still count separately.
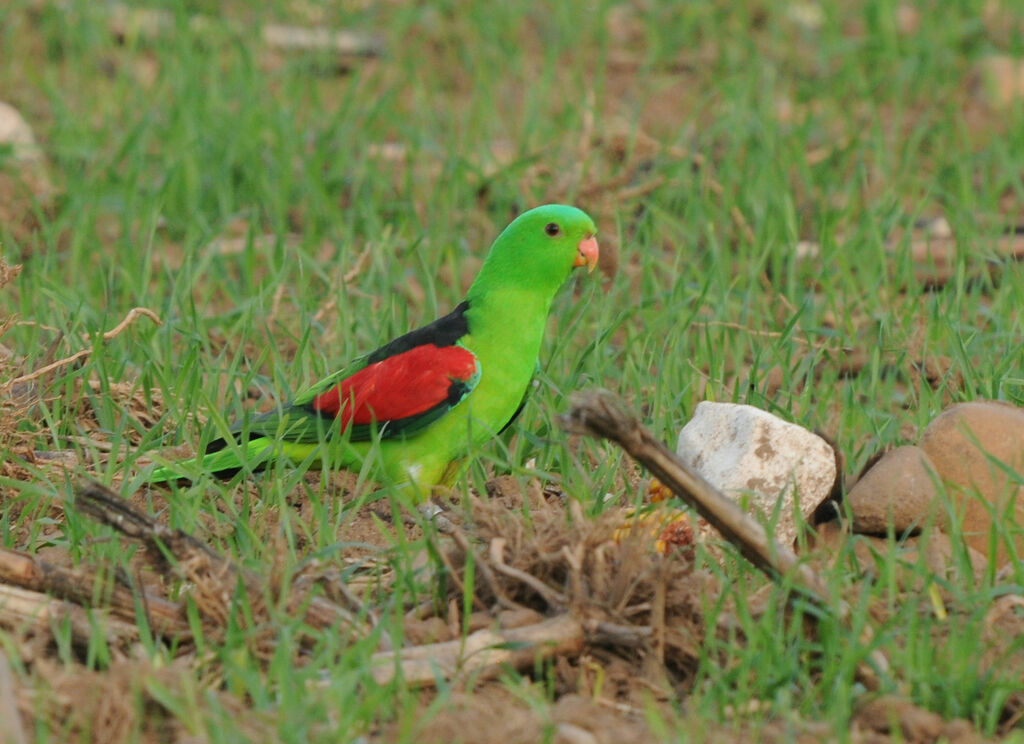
[367,300,470,363]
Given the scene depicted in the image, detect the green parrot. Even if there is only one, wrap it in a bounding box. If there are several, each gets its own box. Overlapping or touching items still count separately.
[150,204,599,498]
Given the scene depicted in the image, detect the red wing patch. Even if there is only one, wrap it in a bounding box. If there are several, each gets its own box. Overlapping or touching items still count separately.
[312,344,479,432]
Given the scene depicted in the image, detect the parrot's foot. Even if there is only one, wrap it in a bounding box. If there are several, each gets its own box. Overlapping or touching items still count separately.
[419,501,455,534]
[368,499,456,534]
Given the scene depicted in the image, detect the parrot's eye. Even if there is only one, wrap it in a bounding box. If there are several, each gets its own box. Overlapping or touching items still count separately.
[544,222,560,237]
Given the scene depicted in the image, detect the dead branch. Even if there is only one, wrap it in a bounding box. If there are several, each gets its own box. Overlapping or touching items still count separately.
[586,619,652,648]
[560,389,889,688]
[0,584,139,648]
[73,479,220,562]
[0,546,185,636]
[369,613,584,687]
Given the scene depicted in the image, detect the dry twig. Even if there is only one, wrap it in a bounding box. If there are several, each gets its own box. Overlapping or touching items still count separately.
[0,546,184,636]
[4,308,161,388]
[369,613,584,686]
[446,526,528,613]
[0,583,140,649]
[312,244,374,325]
[489,537,567,609]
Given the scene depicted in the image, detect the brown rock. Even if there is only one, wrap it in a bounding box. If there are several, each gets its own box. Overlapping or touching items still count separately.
[846,446,940,535]
[854,695,943,742]
[919,401,1024,566]
[939,719,989,744]
[854,695,986,743]
[811,523,987,593]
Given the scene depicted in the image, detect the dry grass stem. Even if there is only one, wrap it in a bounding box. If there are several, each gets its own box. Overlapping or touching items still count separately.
[5,308,161,388]
[0,546,185,635]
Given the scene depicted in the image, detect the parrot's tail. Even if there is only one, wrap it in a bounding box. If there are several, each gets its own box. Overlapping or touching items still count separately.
[148,435,273,485]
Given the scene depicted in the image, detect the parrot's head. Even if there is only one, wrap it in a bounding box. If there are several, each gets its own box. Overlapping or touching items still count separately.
[474,204,599,299]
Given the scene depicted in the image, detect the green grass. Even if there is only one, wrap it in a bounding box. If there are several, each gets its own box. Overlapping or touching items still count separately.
[3,0,1024,741]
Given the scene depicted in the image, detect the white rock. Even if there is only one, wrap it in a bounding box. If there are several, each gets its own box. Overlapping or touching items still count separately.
[0,101,42,161]
[676,401,836,546]
[794,240,820,260]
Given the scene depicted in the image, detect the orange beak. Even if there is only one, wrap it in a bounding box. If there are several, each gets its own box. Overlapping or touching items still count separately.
[574,235,599,273]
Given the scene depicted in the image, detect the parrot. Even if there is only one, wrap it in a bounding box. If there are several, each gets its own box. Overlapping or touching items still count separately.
[149,204,599,499]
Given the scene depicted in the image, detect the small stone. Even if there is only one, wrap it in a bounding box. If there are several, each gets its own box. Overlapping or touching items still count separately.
[923,215,953,238]
[846,446,940,534]
[977,55,1024,108]
[0,100,42,162]
[676,402,837,546]
[0,100,54,241]
[787,2,825,31]
[794,240,820,260]
[919,401,1024,566]
[896,4,922,34]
